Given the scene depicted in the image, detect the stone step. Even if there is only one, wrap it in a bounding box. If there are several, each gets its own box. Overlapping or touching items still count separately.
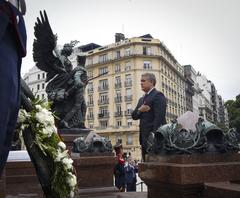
[204,182,240,198]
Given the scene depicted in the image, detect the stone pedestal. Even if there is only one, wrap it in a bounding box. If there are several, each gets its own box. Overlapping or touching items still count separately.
[59,128,91,151]
[204,182,240,198]
[139,153,240,198]
[72,153,116,189]
[0,170,5,198]
[5,161,43,196]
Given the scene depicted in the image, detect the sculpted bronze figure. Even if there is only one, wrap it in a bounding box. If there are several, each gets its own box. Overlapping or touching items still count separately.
[33,11,88,129]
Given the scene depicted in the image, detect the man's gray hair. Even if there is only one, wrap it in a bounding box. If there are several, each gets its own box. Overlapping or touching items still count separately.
[142,73,156,86]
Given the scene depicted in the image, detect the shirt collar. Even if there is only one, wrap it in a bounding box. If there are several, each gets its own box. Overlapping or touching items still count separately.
[146,87,155,95]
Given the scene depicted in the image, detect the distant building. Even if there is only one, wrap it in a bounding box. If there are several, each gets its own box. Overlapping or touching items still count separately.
[196,73,213,121]
[23,66,48,101]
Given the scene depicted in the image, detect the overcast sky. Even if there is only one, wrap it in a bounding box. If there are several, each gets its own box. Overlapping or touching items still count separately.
[22,0,240,101]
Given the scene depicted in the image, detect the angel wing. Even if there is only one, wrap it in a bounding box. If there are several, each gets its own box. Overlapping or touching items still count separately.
[33,10,66,82]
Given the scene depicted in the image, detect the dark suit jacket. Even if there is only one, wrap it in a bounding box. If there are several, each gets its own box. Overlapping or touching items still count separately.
[132,88,166,146]
[0,0,26,176]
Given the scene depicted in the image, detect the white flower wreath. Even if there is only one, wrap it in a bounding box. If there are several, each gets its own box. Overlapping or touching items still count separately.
[17,101,77,197]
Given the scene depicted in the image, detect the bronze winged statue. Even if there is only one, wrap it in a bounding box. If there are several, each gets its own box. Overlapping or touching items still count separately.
[33,10,88,129]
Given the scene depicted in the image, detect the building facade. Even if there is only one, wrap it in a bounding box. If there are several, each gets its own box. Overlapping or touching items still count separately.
[83,34,186,159]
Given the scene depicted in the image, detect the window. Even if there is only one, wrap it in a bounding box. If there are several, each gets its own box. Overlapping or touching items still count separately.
[88,108,94,118]
[143,46,153,55]
[143,61,152,70]
[115,64,121,73]
[125,74,132,82]
[89,123,94,129]
[126,134,133,145]
[125,61,131,71]
[37,74,40,80]
[88,95,93,105]
[115,133,122,144]
[99,106,108,116]
[87,82,93,92]
[115,50,121,59]
[99,93,108,103]
[116,105,122,113]
[88,57,93,65]
[126,88,132,96]
[126,103,132,114]
[42,73,45,79]
[99,54,108,63]
[115,76,121,84]
[116,120,122,127]
[100,120,108,128]
[124,47,131,56]
[42,83,45,89]
[88,70,93,78]
[99,67,108,75]
[37,84,40,90]
[127,119,133,127]
[116,90,121,98]
[99,79,108,90]
[41,94,45,99]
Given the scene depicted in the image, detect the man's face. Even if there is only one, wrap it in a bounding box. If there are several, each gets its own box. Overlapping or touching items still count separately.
[141,76,153,92]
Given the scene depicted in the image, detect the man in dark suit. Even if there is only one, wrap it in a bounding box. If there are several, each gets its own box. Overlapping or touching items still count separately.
[132,73,166,161]
[0,0,27,177]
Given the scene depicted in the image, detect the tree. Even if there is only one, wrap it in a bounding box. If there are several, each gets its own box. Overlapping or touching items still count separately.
[225,94,240,132]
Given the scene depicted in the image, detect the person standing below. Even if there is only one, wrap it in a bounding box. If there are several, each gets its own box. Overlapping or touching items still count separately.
[0,0,27,177]
[132,73,166,161]
[124,157,137,192]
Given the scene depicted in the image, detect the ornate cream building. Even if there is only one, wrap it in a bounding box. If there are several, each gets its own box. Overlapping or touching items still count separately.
[83,34,186,160]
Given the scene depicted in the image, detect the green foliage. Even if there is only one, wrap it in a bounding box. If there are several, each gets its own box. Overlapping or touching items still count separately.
[225,95,240,131]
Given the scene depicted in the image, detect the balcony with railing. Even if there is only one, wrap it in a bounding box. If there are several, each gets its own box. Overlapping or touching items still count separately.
[115,83,122,89]
[125,95,133,102]
[124,110,132,116]
[114,96,122,103]
[124,81,132,87]
[98,85,109,92]
[87,101,94,107]
[87,88,94,93]
[87,115,94,120]
[98,112,110,119]
[114,111,123,117]
[98,98,109,105]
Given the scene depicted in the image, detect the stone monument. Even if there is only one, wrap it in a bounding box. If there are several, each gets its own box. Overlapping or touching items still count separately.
[139,111,240,198]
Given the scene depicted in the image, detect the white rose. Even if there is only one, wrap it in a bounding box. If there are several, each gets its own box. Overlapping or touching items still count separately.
[18,109,29,123]
[67,173,77,187]
[62,158,73,170]
[55,150,68,162]
[35,105,42,110]
[58,141,66,150]
[70,191,75,198]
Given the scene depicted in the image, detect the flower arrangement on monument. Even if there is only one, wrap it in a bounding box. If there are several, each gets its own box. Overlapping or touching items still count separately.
[17,100,77,198]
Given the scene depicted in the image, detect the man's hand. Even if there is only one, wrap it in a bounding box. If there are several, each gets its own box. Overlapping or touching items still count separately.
[138,104,151,112]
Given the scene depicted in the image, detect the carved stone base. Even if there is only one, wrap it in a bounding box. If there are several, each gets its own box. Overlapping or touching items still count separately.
[72,153,116,188]
[139,153,240,198]
[5,160,43,197]
[204,182,240,198]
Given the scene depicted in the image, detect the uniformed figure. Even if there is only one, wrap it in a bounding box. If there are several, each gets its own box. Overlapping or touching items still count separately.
[0,0,27,177]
